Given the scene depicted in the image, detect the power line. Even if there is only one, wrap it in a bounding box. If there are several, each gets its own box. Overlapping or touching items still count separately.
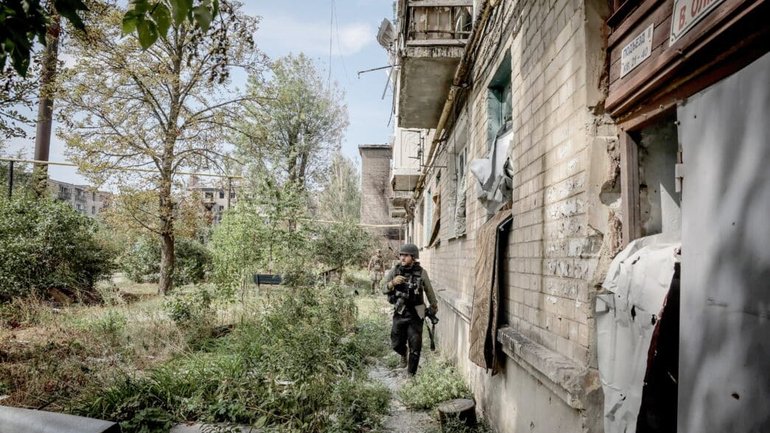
[0,157,243,179]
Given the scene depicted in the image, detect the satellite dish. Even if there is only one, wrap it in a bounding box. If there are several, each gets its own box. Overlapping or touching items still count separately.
[377,18,396,50]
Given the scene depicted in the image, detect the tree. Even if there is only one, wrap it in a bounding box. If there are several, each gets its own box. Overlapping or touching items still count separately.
[211,173,312,294]
[238,53,348,191]
[312,220,373,272]
[316,151,361,222]
[0,0,219,76]
[57,1,263,294]
[0,0,86,76]
[0,64,38,140]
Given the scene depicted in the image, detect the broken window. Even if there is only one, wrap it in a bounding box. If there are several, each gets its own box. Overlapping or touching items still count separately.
[454,145,468,236]
[486,53,512,151]
[638,116,681,238]
[620,113,682,244]
[471,54,514,217]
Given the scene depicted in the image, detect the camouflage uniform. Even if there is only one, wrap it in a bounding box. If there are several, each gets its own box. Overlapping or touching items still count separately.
[368,252,385,293]
[382,260,437,375]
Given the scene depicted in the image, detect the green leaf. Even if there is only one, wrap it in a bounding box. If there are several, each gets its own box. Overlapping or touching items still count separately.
[122,14,139,35]
[151,4,172,37]
[136,18,159,50]
[170,0,193,25]
[54,0,89,30]
[192,5,212,32]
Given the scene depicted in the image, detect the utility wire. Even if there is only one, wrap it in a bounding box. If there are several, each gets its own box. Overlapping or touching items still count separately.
[0,157,243,179]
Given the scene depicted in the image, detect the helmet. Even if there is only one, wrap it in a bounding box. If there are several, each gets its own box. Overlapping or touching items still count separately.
[399,243,419,259]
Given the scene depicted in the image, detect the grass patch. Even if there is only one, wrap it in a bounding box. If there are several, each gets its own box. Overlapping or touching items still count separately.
[71,284,391,432]
[399,358,471,410]
[1,273,394,433]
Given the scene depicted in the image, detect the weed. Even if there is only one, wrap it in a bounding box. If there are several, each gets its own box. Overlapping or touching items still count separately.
[92,310,127,336]
[164,286,213,327]
[329,376,390,432]
[399,359,471,410]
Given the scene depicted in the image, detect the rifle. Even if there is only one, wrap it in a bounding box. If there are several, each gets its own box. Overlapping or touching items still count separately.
[425,310,439,351]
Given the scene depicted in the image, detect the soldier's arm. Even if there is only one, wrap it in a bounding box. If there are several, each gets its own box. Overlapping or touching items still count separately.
[381,266,397,294]
[422,270,438,308]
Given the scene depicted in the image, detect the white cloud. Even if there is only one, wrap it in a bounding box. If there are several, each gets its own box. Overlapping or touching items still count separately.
[256,14,373,57]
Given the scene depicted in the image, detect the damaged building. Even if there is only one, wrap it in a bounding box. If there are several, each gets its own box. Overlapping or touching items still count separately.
[378,1,769,433]
[359,143,404,251]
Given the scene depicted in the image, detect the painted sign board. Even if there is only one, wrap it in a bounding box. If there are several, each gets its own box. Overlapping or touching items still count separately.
[621,24,654,77]
[670,0,725,45]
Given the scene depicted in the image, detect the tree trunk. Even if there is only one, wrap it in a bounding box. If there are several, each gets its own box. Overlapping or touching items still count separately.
[32,12,61,198]
[158,174,175,295]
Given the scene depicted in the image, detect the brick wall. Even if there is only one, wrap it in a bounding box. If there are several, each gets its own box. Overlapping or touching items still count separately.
[419,0,615,375]
[359,145,401,244]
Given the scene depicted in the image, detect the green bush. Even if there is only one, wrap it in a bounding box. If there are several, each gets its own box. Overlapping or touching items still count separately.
[398,359,471,410]
[121,237,159,283]
[0,196,115,301]
[122,237,211,286]
[163,286,213,327]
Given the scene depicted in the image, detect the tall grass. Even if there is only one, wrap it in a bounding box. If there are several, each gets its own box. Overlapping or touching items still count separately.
[71,284,391,432]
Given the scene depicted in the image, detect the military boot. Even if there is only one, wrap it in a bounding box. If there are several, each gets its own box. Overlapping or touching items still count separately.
[398,354,407,369]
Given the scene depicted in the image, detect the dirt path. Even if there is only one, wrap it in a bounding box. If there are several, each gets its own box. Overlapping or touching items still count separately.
[368,363,439,433]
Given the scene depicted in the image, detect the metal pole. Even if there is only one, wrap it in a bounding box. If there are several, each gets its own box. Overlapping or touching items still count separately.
[7,160,14,199]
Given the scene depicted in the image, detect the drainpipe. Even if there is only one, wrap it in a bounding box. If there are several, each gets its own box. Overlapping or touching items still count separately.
[412,0,499,200]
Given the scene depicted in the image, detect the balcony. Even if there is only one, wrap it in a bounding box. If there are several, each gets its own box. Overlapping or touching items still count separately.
[396,0,472,129]
[391,129,433,191]
[391,190,412,209]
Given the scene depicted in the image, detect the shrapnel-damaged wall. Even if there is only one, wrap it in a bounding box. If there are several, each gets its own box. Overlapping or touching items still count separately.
[417,1,618,432]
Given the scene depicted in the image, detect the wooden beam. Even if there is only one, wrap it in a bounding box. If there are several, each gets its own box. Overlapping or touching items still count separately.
[620,132,641,246]
[409,0,474,7]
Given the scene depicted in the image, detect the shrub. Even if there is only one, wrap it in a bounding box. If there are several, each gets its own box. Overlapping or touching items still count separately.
[0,196,115,302]
[122,237,211,286]
[399,359,471,410]
[163,286,213,328]
[121,237,160,283]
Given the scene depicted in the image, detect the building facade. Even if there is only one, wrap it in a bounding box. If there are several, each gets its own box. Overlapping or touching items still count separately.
[49,179,111,217]
[383,1,769,433]
[187,177,237,225]
[359,144,402,251]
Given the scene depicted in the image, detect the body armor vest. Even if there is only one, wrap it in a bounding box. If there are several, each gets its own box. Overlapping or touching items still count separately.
[394,264,424,307]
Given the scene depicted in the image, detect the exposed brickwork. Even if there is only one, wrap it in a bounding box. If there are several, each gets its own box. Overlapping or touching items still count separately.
[418,0,615,379]
[359,144,401,245]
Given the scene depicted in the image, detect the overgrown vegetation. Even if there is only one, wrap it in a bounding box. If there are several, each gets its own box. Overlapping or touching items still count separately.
[0,195,115,302]
[69,284,390,432]
[122,236,211,286]
[399,358,472,410]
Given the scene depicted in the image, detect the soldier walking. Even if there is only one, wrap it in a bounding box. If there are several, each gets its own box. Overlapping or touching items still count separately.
[382,243,438,376]
[368,249,385,294]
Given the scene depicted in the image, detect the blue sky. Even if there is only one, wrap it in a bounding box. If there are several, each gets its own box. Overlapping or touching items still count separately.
[243,0,395,163]
[7,0,394,184]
